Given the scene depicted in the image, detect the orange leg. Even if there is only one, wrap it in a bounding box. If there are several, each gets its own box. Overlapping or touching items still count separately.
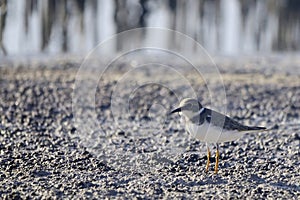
[214,144,219,174]
[205,144,211,172]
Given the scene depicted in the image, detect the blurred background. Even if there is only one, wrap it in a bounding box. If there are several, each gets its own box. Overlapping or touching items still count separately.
[0,0,299,56]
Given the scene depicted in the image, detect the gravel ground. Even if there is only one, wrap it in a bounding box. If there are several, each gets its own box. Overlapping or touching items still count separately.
[0,56,299,199]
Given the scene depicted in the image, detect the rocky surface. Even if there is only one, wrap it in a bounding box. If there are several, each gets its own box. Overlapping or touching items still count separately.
[0,56,299,199]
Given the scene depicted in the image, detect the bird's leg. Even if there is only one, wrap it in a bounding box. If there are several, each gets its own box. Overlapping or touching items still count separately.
[205,143,211,172]
[214,144,219,174]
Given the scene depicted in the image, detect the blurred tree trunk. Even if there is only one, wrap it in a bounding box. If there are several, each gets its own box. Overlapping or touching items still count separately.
[0,0,7,55]
[76,0,85,33]
[41,0,57,51]
[25,0,37,34]
[62,0,68,52]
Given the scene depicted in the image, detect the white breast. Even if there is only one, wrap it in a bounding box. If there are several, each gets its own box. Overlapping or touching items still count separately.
[186,121,243,143]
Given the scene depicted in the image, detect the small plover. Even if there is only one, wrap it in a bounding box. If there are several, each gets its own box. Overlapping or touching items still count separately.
[170,98,266,174]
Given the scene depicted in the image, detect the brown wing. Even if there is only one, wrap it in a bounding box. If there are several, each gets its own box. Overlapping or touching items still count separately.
[197,108,266,131]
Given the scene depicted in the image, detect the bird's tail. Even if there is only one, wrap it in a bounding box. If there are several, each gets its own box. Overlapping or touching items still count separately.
[244,126,272,133]
[247,126,266,131]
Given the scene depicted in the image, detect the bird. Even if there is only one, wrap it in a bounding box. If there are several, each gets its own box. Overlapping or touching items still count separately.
[170,98,266,174]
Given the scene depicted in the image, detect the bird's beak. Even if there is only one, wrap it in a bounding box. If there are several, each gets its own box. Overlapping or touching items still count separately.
[169,107,182,115]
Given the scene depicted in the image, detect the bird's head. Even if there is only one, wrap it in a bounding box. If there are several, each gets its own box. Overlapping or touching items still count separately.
[170,98,203,120]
